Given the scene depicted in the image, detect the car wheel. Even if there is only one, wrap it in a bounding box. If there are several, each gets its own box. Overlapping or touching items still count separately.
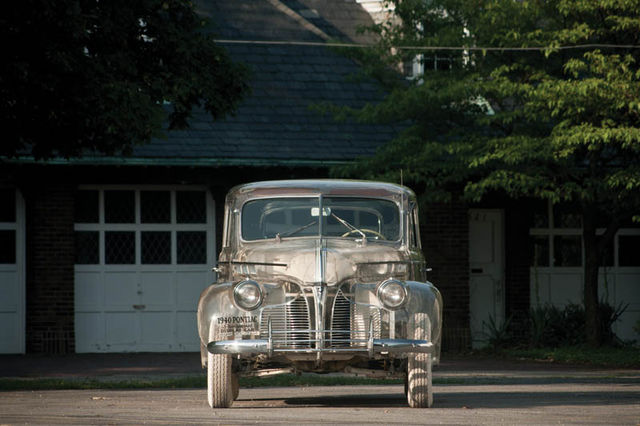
[406,313,433,408]
[207,324,235,408]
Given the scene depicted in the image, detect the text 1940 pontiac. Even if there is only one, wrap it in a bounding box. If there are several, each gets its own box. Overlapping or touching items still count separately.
[197,180,442,408]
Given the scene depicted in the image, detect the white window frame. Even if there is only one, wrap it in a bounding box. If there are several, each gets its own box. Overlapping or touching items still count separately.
[74,185,215,269]
[529,200,640,270]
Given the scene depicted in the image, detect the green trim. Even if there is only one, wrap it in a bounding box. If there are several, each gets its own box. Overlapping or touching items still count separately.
[1,156,351,168]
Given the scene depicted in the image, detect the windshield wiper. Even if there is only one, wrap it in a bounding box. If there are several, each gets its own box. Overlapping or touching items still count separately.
[331,213,367,246]
[277,220,317,239]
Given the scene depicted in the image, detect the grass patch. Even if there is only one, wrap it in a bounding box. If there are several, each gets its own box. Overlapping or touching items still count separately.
[498,345,640,368]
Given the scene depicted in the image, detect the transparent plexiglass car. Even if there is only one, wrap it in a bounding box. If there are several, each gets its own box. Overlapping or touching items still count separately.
[197,180,442,408]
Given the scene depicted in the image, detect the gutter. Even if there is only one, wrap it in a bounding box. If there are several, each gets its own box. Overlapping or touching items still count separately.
[1,156,351,168]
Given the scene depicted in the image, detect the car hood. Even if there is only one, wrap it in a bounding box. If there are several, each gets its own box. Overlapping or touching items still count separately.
[229,238,409,286]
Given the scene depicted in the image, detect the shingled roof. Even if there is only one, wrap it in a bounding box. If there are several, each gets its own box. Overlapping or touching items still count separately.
[127,0,397,167]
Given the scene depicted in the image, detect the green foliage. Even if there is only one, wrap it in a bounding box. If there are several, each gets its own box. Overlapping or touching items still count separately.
[529,304,586,347]
[333,0,640,209]
[332,0,640,346]
[0,0,249,159]
[482,315,513,350]
[528,302,628,348]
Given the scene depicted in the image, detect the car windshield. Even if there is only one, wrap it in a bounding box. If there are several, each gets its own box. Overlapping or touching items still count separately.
[241,197,400,241]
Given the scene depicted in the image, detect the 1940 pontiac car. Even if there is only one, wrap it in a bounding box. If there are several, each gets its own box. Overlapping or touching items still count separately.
[197,180,442,408]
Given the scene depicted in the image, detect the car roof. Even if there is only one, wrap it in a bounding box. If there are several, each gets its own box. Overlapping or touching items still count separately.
[227,179,416,203]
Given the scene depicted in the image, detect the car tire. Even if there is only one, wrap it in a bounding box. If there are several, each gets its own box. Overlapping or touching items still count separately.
[207,324,235,408]
[406,312,433,408]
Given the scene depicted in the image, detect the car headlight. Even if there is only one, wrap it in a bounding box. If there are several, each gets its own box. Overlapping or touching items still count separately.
[377,279,407,309]
[233,280,263,311]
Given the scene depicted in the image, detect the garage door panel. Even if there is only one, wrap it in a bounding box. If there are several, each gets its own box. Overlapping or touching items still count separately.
[0,313,19,350]
[0,270,18,311]
[105,312,138,345]
[616,274,640,309]
[176,271,211,310]
[549,273,582,306]
[75,271,103,310]
[614,310,639,342]
[75,312,104,352]
[176,311,199,349]
[530,272,551,306]
[140,311,174,345]
[140,272,174,309]
[104,273,138,309]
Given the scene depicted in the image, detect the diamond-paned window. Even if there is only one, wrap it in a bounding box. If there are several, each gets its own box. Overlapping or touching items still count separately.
[142,231,171,264]
[619,235,640,267]
[105,231,135,264]
[0,230,16,264]
[75,190,99,223]
[177,191,206,223]
[177,231,206,264]
[75,231,99,264]
[75,188,210,266]
[531,235,549,267]
[530,200,640,268]
[105,191,135,223]
[553,236,582,267]
[0,189,15,222]
[141,191,170,224]
[597,236,614,267]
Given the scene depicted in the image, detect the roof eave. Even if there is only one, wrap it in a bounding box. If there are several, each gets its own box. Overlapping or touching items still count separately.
[1,156,352,168]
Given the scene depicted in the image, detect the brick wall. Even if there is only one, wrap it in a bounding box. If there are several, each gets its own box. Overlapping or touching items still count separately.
[24,184,75,353]
[421,201,470,351]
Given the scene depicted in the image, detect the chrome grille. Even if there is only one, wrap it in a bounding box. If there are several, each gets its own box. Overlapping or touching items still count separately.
[328,287,381,349]
[259,286,382,351]
[329,288,352,348]
[260,295,311,349]
[352,303,381,343]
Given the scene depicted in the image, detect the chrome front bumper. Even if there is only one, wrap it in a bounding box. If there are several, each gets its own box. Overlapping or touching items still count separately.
[207,334,434,358]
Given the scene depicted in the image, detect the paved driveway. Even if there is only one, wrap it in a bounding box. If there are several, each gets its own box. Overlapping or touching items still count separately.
[2,380,639,425]
[1,354,638,424]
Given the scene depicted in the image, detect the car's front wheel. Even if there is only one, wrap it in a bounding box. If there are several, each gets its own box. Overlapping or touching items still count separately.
[406,313,433,408]
[207,325,236,408]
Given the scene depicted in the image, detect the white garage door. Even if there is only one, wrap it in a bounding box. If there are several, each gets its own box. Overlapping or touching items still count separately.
[74,186,215,352]
[0,188,25,353]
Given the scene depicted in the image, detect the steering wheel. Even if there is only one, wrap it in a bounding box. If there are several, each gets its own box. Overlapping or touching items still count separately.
[341,228,387,240]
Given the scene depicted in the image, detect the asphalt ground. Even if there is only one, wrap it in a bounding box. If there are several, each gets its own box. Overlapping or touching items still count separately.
[1,353,639,425]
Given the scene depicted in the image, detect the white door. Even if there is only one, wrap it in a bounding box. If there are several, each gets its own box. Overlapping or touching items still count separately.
[0,189,25,353]
[74,186,215,352]
[469,209,504,348]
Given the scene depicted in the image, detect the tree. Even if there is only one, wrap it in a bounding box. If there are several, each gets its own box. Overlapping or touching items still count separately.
[1,0,249,159]
[332,0,640,346]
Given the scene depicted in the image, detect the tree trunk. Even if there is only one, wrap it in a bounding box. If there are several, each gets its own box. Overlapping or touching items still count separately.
[582,206,622,347]
[582,208,601,347]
